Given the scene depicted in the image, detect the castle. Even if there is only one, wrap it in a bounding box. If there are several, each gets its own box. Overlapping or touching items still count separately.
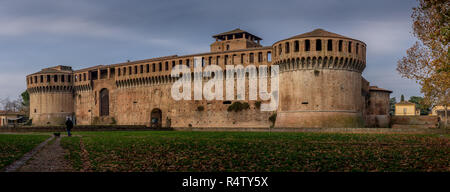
[26,28,392,128]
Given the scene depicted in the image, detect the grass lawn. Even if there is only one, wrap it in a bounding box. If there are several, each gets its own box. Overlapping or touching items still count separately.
[61,131,449,172]
[0,134,50,170]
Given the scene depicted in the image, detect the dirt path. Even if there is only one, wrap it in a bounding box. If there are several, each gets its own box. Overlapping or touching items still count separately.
[18,136,74,172]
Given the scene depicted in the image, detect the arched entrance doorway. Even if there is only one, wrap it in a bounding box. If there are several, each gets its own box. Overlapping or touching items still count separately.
[150,108,162,128]
[100,88,109,116]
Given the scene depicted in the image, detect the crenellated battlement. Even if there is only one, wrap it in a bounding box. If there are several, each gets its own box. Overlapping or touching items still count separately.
[272,29,366,73]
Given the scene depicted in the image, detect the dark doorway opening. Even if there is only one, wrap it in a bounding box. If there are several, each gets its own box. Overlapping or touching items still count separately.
[151,108,162,128]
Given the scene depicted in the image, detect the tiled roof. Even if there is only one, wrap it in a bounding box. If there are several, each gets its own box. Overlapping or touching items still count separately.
[369,86,393,93]
[280,29,363,43]
[213,28,262,40]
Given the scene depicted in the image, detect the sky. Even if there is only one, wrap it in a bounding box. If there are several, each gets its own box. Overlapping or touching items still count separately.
[0,0,420,102]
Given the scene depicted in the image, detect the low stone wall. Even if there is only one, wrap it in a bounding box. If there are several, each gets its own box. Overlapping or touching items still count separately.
[173,127,448,134]
[0,125,171,132]
[391,116,440,129]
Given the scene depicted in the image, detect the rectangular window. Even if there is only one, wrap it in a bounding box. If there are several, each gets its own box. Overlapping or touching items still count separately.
[54,75,58,82]
[249,53,254,63]
[134,66,138,74]
[159,62,162,71]
[258,52,263,63]
[140,65,143,73]
[241,54,244,64]
[129,67,132,75]
[186,59,190,67]
[285,42,290,53]
[61,75,65,82]
[40,75,43,83]
[152,64,156,72]
[294,41,299,52]
[165,62,169,70]
[267,52,272,62]
[146,64,150,73]
[118,68,121,76]
[339,40,343,52]
[68,75,71,82]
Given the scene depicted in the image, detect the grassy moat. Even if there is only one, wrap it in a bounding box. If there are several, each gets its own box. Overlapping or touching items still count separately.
[54,131,449,172]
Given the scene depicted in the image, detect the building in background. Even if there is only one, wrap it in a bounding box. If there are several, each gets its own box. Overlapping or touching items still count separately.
[395,101,420,116]
[431,105,449,123]
[0,111,25,127]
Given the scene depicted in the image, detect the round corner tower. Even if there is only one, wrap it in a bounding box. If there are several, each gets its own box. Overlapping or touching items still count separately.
[26,65,74,125]
[273,29,367,128]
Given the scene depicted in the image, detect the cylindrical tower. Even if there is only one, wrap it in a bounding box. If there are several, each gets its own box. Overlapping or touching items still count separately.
[366,86,392,127]
[26,66,74,125]
[273,29,367,128]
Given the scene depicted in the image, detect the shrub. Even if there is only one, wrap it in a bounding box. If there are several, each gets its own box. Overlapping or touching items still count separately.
[227,102,250,112]
[255,101,261,109]
[269,113,277,126]
[24,119,33,126]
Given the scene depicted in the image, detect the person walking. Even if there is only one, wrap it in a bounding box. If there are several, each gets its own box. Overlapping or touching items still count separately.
[65,118,73,137]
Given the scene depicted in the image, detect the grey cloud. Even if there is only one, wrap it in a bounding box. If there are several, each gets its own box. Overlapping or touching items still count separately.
[0,0,421,100]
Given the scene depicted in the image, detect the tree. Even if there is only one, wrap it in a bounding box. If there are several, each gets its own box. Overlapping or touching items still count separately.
[0,97,21,112]
[397,0,449,127]
[20,91,30,114]
[409,96,431,115]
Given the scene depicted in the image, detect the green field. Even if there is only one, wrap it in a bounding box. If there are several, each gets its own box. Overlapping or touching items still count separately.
[0,134,50,169]
[60,131,449,172]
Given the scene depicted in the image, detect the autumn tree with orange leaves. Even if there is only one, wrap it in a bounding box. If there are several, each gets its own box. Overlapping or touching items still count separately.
[397,0,449,127]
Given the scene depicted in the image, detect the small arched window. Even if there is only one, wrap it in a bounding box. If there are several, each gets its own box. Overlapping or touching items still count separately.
[226,44,230,50]
[305,40,310,51]
[285,42,290,53]
[356,43,359,54]
[348,41,352,53]
[327,39,333,51]
[294,41,299,52]
[316,39,322,51]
